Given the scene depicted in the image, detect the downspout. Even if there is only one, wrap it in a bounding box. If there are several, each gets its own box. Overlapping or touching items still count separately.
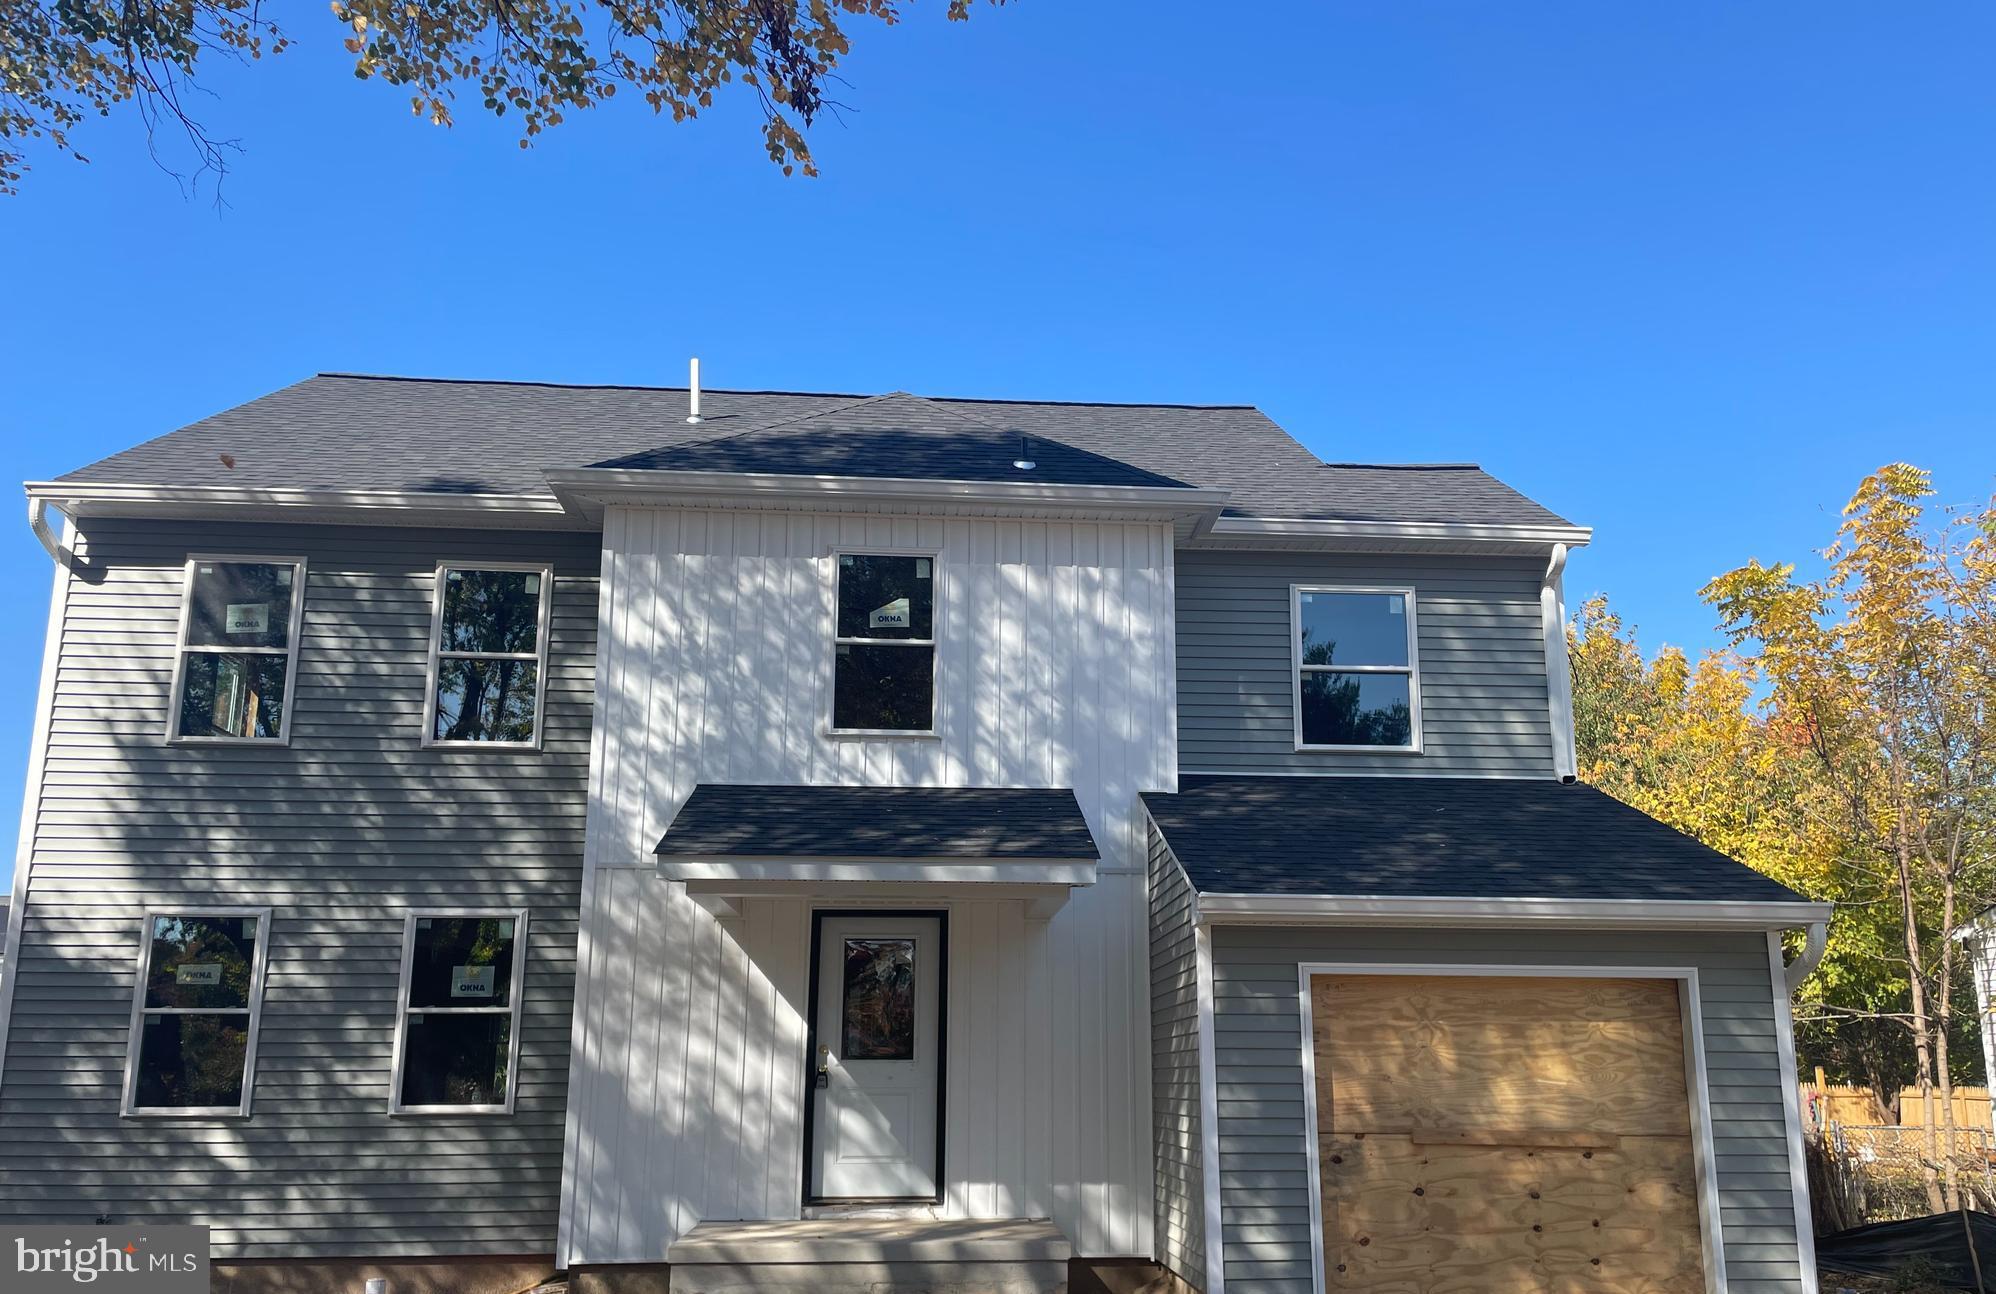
[1785,920,1829,993]
[28,497,64,564]
[1540,542,1578,781]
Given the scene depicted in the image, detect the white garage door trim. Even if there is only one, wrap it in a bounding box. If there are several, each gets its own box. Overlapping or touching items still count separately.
[1293,962,1728,1294]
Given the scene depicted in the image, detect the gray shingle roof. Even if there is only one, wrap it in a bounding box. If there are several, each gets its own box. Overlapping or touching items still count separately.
[655,784,1100,860]
[52,373,1575,525]
[594,391,1191,489]
[1141,775,1811,904]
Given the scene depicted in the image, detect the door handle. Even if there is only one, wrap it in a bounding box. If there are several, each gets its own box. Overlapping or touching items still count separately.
[815,1045,831,1089]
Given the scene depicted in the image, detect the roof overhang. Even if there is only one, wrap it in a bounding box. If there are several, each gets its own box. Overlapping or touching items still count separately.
[1193,893,1833,930]
[1189,515,1594,556]
[662,855,1097,921]
[544,467,1231,538]
[24,481,589,531]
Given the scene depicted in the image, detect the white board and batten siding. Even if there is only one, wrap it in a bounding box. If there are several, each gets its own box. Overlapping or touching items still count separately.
[561,506,1178,1264]
[1175,549,1555,777]
[0,519,599,1258]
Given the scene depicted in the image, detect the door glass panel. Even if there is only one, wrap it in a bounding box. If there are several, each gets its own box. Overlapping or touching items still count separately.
[841,938,916,1060]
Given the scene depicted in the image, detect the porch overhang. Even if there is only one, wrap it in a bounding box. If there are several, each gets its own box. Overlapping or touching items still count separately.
[655,784,1101,920]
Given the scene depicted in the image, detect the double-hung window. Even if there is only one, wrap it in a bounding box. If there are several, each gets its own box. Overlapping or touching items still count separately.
[831,553,937,734]
[122,909,271,1116]
[169,557,306,742]
[390,911,529,1113]
[425,564,552,747]
[1292,586,1421,751]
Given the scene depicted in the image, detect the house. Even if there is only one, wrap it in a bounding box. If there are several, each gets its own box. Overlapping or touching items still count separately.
[0,372,1832,1294]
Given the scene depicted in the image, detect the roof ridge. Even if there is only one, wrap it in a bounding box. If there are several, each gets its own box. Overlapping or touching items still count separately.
[313,372,1259,411]
[662,390,893,451]
[1319,461,1484,471]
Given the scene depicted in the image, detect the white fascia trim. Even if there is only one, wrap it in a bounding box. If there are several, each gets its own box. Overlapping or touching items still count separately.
[1206,515,1594,547]
[543,466,1231,524]
[25,481,586,529]
[1195,893,1835,929]
[659,856,1100,886]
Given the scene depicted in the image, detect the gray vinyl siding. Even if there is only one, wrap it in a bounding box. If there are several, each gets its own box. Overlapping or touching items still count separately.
[1175,550,1554,777]
[1207,927,1804,1294]
[0,518,599,1259]
[1148,820,1205,1288]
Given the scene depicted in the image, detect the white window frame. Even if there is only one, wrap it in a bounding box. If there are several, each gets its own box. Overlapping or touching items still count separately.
[1289,583,1423,754]
[389,908,530,1115]
[824,547,942,740]
[165,554,308,746]
[120,906,274,1118]
[422,562,554,751]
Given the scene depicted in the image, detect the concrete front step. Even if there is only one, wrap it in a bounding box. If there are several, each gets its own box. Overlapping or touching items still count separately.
[663,1218,1072,1293]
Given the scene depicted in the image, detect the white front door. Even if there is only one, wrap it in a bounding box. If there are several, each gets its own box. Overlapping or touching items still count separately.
[810,914,942,1200]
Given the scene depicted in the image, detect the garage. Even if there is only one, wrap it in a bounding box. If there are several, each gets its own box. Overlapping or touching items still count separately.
[1306,973,1708,1292]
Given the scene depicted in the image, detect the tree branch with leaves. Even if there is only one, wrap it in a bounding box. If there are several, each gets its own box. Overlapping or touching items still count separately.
[1,0,997,193]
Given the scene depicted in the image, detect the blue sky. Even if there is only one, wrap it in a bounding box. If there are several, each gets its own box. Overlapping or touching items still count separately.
[1,1,1991,838]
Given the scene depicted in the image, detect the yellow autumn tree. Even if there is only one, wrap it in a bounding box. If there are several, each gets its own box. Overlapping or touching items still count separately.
[1577,465,1996,1212]
[1703,464,1996,1210]
[1570,599,1908,1109]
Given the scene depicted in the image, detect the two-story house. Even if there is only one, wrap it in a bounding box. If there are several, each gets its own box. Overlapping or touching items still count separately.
[0,373,1830,1294]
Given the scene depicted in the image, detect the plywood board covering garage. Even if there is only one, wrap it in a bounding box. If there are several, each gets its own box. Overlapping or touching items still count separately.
[1311,974,1706,1292]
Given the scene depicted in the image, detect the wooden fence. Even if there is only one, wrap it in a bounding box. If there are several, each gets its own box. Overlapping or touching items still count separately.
[1802,1070,1991,1132]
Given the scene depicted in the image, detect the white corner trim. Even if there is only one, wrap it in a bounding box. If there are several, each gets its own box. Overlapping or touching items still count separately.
[1541,542,1578,780]
[1206,516,1593,547]
[1295,966,1329,1294]
[1293,962,1728,1294]
[1768,931,1821,1291]
[0,516,72,1094]
[1195,893,1835,930]
[1195,923,1225,1294]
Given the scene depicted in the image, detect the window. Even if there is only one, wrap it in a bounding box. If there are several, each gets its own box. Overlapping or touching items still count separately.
[831,553,936,733]
[122,910,271,1116]
[842,938,917,1060]
[390,911,528,1113]
[1292,586,1421,751]
[169,557,306,742]
[425,564,552,747]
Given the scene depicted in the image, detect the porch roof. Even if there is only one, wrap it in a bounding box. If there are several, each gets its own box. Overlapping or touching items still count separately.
[1142,775,1824,912]
[654,784,1100,916]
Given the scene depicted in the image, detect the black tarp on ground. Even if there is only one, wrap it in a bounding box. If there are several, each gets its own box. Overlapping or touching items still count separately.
[1818,1211,1996,1290]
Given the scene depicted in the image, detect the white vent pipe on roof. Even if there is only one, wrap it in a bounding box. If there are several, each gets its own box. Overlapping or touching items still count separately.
[686,357,702,424]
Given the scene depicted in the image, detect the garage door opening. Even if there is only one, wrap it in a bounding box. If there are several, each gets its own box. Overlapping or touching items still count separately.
[1305,972,1712,1292]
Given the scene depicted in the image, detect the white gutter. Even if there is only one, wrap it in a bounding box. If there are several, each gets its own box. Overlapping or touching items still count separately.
[1542,542,1578,781]
[1194,893,1835,930]
[1783,919,1830,991]
[24,481,584,529]
[27,498,63,562]
[1205,515,1594,548]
